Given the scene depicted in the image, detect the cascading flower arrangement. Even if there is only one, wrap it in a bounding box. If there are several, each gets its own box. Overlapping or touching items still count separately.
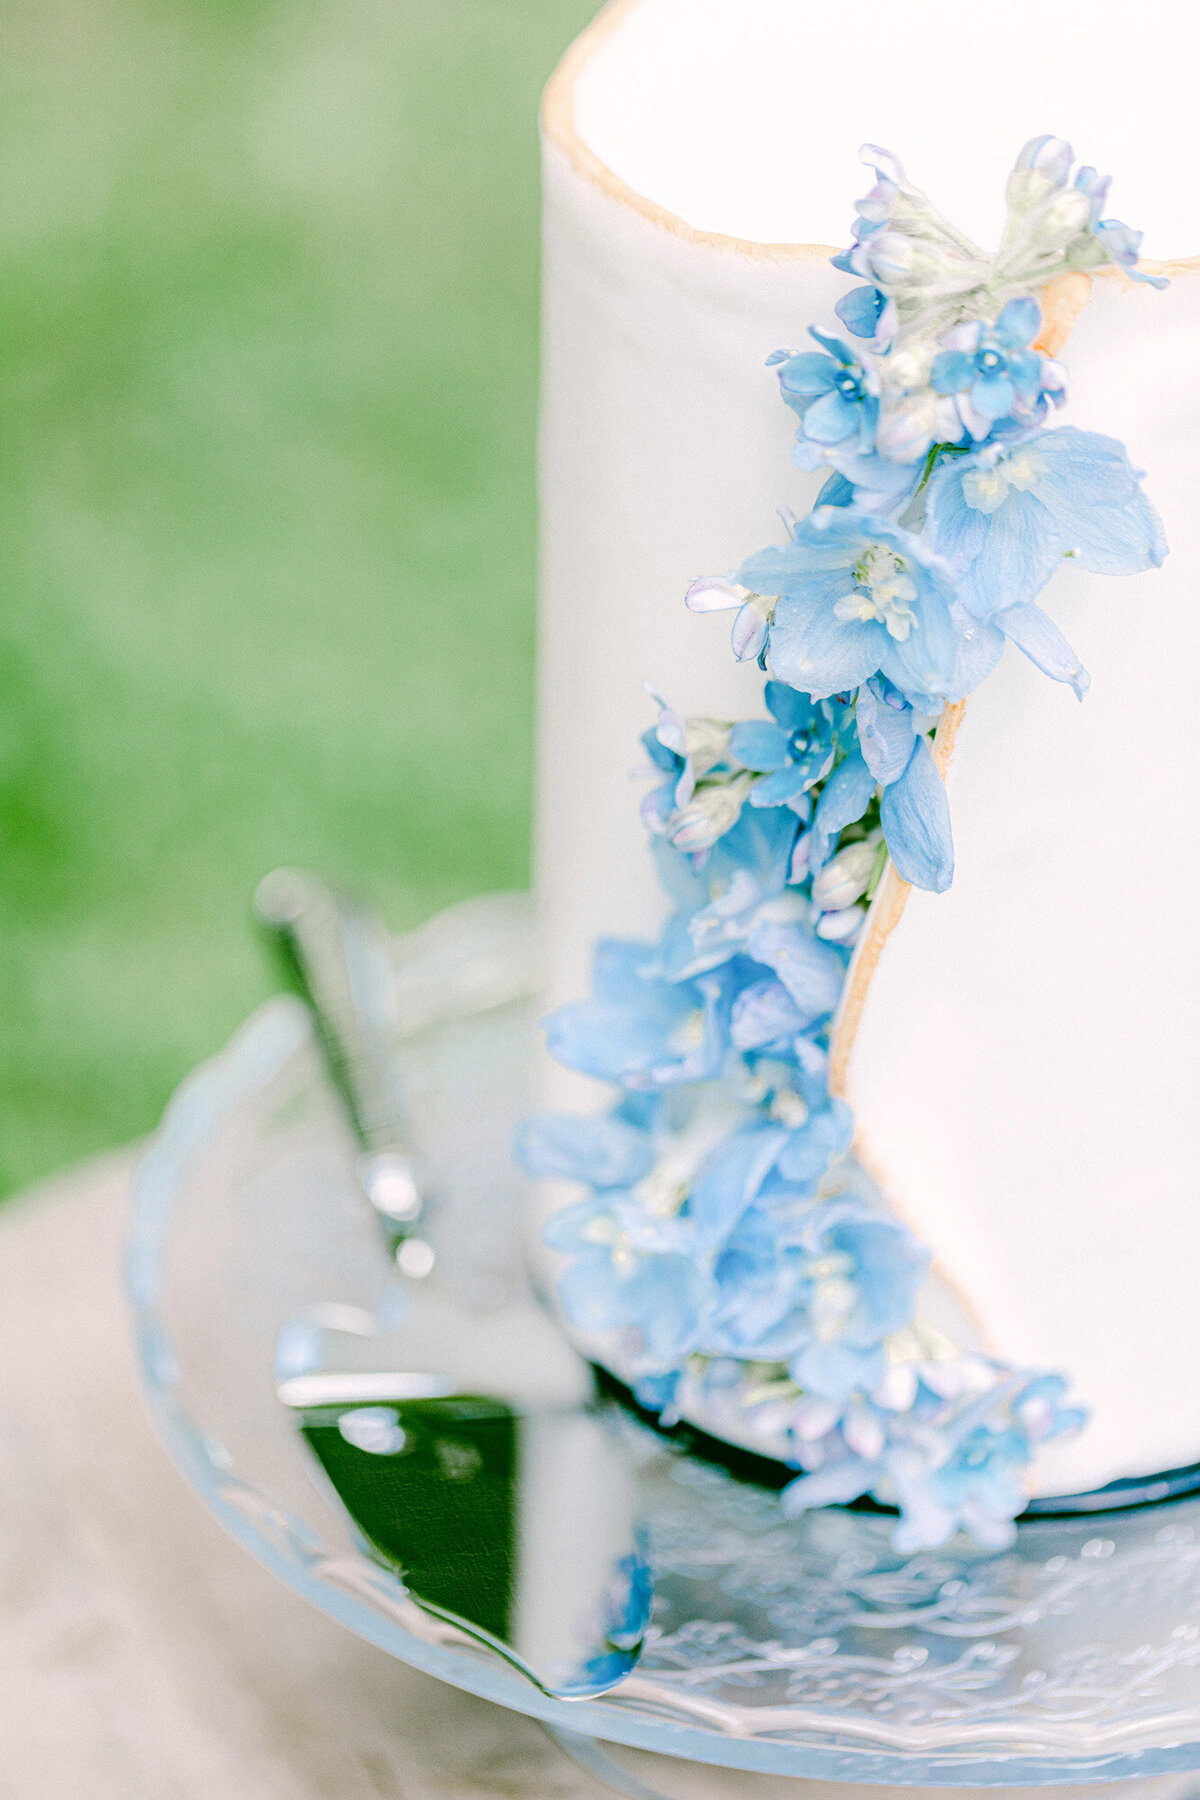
[518,138,1167,1552]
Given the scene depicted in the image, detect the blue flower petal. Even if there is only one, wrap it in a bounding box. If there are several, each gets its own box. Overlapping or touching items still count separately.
[970,372,1017,421]
[769,588,884,698]
[1034,428,1168,573]
[811,750,876,866]
[880,736,953,893]
[946,482,1063,618]
[856,679,916,784]
[515,1112,655,1188]
[544,947,730,1091]
[809,326,856,361]
[834,284,886,339]
[994,295,1040,349]
[1094,217,1169,288]
[948,601,1006,696]
[764,680,817,734]
[925,461,992,573]
[828,1208,928,1333]
[542,1198,611,1255]
[775,1098,853,1181]
[729,978,805,1051]
[992,601,1090,698]
[776,352,837,403]
[792,1338,886,1403]
[729,719,791,771]
[815,469,856,508]
[745,919,846,1023]
[593,938,657,1003]
[803,387,863,446]
[875,585,961,705]
[1007,348,1043,400]
[690,1127,789,1249]
[930,349,973,395]
[749,762,814,806]
[641,725,680,774]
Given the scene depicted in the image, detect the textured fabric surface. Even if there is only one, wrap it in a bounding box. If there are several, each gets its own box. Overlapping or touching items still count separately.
[0,0,592,1194]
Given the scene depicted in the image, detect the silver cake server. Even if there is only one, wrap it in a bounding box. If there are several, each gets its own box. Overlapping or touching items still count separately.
[254,867,432,1271]
[254,867,651,1698]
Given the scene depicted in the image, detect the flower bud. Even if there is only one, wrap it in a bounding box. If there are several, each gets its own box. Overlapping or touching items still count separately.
[874,395,938,463]
[685,574,746,612]
[874,1360,919,1412]
[1024,187,1092,251]
[731,595,773,662]
[815,906,865,945]
[864,231,938,289]
[669,777,748,851]
[684,717,731,777]
[1006,135,1073,212]
[879,346,930,394]
[812,840,879,911]
[843,1402,886,1460]
[790,1394,840,1442]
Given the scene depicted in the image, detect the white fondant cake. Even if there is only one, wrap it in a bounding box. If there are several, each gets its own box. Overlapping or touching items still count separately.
[532,0,1200,1513]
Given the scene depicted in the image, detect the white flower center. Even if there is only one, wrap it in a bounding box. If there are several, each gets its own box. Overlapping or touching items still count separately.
[806,1252,858,1341]
[962,447,1046,514]
[836,544,919,641]
[669,1008,707,1055]
[582,1214,639,1275]
[634,1149,693,1218]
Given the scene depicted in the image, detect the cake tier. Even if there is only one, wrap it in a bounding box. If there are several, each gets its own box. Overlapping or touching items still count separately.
[536,0,1200,1498]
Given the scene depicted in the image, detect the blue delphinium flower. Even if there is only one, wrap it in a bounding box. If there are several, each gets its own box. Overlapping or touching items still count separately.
[542,1194,705,1364]
[779,1361,1085,1551]
[835,145,990,332]
[738,508,962,707]
[639,687,747,853]
[727,681,849,813]
[886,1369,1088,1551]
[771,329,880,454]
[880,737,954,893]
[929,297,1066,438]
[781,1198,929,1403]
[855,675,915,783]
[834,281,896,348]
[802,702,953,897]
[544,940,738,1091]
[514,1108,656,1190]
[1007,135,1169,290]
[772,1094,855,1180]
[685,575,782,665]
[704,1202,824,1362]
[654,802,799,979]
[926,427,1167,696]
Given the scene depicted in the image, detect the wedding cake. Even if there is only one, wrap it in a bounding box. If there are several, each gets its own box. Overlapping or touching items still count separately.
[519,0,1200,1549]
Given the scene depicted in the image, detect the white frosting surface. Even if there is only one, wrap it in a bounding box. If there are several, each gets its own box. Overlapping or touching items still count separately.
[575,0,1200,258]
[539,0,1200,1496]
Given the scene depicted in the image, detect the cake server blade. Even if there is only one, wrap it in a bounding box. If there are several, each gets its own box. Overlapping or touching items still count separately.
[283,1374,650,1700]
[254,867,653,1696]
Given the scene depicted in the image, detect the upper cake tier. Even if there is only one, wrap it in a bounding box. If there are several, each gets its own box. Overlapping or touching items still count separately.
[535,0,1200,1506]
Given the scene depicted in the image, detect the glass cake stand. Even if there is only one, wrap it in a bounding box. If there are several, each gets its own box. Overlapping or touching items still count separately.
[126,893,1200,1794]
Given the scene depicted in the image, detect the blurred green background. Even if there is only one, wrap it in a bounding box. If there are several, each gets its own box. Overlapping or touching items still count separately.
[0,0,594,1195]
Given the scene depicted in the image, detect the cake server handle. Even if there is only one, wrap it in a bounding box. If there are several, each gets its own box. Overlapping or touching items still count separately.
[253,867,430,1265]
